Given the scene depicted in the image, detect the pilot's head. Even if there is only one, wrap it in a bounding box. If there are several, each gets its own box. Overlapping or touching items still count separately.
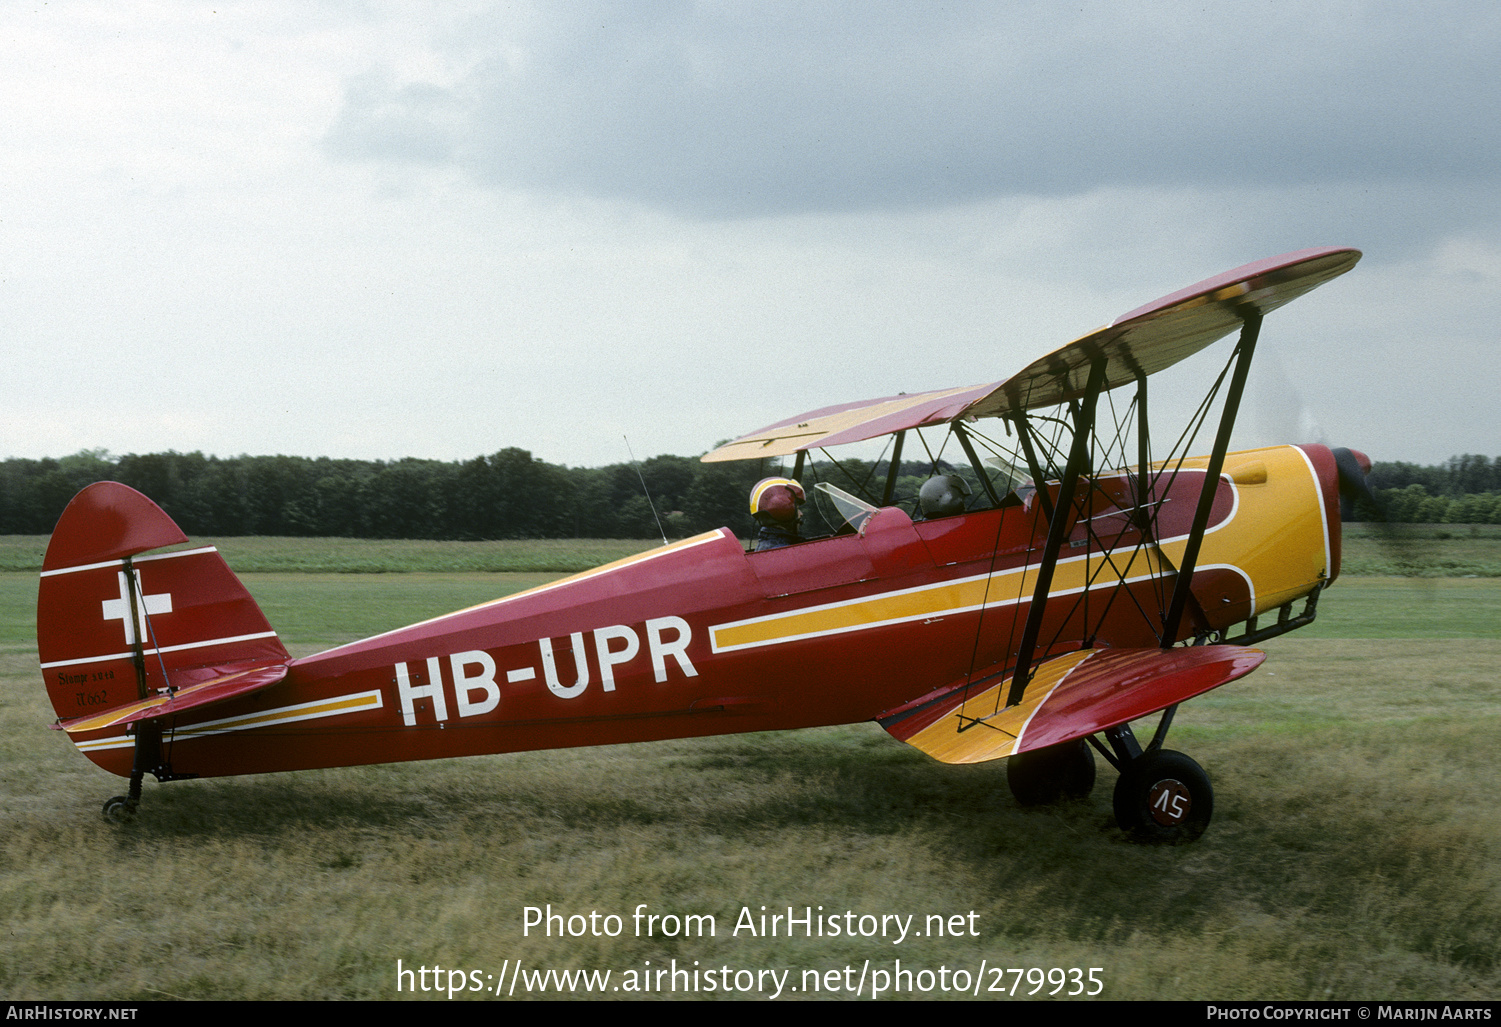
[918,474,971,517]
[750,477,806,525]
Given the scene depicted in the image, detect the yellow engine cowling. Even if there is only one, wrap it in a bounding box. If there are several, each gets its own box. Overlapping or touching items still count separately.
[1155,444,1339,632]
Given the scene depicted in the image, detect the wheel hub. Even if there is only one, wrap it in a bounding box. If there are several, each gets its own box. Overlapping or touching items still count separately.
[1147,778,1192,826]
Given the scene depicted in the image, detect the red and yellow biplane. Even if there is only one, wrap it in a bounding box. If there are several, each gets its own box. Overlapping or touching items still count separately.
[37,246,1367,842]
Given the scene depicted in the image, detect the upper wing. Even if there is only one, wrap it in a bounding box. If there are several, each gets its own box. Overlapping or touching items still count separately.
[879,645,1265,764]
[964,246,1361,416]
[700,383,997,462]
[702,247,1360,462]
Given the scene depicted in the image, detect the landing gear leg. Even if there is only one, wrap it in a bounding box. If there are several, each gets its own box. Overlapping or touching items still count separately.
[101,722,163,823]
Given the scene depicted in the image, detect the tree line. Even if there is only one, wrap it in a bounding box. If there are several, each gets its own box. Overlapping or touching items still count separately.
[1,449,1498,539]
[1361,454,1501,525]
[0,449,777,540]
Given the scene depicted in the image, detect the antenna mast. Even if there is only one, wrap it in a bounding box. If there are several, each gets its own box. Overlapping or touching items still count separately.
[624,436,670,546]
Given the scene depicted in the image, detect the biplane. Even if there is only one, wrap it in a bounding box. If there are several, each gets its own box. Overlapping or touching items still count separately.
[37,246,1367,843]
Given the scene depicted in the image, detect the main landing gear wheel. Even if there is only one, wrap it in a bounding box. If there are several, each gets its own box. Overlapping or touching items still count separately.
[1112,750,1212,845]
[1007,740,1097,806]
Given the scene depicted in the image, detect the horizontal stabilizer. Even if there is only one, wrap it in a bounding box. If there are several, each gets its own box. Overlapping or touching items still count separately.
[53,662,289,734]
[881,645,1264,765]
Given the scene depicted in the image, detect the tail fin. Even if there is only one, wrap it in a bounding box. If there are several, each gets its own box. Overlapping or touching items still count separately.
[38,483,289,739]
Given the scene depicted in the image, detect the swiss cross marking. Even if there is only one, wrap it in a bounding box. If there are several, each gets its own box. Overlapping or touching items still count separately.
[100,569,172,646]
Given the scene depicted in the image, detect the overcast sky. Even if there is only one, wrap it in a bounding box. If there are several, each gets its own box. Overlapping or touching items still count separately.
[3,1,1497,470]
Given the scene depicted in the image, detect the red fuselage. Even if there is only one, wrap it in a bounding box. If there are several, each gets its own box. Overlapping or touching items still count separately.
[67,445,1342,780]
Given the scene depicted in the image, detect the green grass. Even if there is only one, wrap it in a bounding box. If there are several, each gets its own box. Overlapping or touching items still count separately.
[2,545,1499,1000]
[6,523,1497,575]
[0,572,568,652]
[1302,577,1501,639]
[1340,522,1501,577]
[3,633,1497,1001]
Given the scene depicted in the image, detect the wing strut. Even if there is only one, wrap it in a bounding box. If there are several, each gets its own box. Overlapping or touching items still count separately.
[953,423,1003,507]
[1004,354,1109,708]
[1160,312,1263,646]
[881,430,906,506]
[1134,371,1152,520]
[1009,405,1054,523]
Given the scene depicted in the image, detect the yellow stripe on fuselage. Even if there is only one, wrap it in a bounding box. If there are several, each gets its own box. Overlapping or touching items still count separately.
[70,689,384,752]
[710,548,1170,653]
[170,690,383,740]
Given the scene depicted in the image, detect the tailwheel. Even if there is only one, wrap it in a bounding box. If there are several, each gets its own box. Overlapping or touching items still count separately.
[101,795,137,823]
[101,768,146,824]
[1112,749,1212,844]
[1007,739,1096,806]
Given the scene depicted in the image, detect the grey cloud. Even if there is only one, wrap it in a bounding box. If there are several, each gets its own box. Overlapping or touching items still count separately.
[325,70,466,165]
[326,1,1501,216]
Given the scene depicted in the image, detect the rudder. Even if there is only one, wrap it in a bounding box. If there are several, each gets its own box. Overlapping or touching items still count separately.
[37,483,289,737]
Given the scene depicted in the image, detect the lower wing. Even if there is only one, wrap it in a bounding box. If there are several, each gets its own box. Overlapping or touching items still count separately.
[880,645,1265,764]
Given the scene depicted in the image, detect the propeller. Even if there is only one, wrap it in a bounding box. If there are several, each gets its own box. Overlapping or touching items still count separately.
[1249,339,1429,577]
[1326,445,1431,576]
[1332,446,1376,522]
[1332,440,1452,578]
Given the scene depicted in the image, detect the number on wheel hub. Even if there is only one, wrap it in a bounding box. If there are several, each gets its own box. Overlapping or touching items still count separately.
[1148,778,1191,825]
[1113,750,1213,844]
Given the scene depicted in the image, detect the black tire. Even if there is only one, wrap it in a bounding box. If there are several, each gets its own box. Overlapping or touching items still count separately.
[101,796,134,823]
[1007,739,1097,806]
[1112,749,1212,844]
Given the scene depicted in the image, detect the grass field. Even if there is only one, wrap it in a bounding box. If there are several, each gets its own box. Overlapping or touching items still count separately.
[1,536,1498,1001]
[1,522,1496,576]
[1340,522,1501,578]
